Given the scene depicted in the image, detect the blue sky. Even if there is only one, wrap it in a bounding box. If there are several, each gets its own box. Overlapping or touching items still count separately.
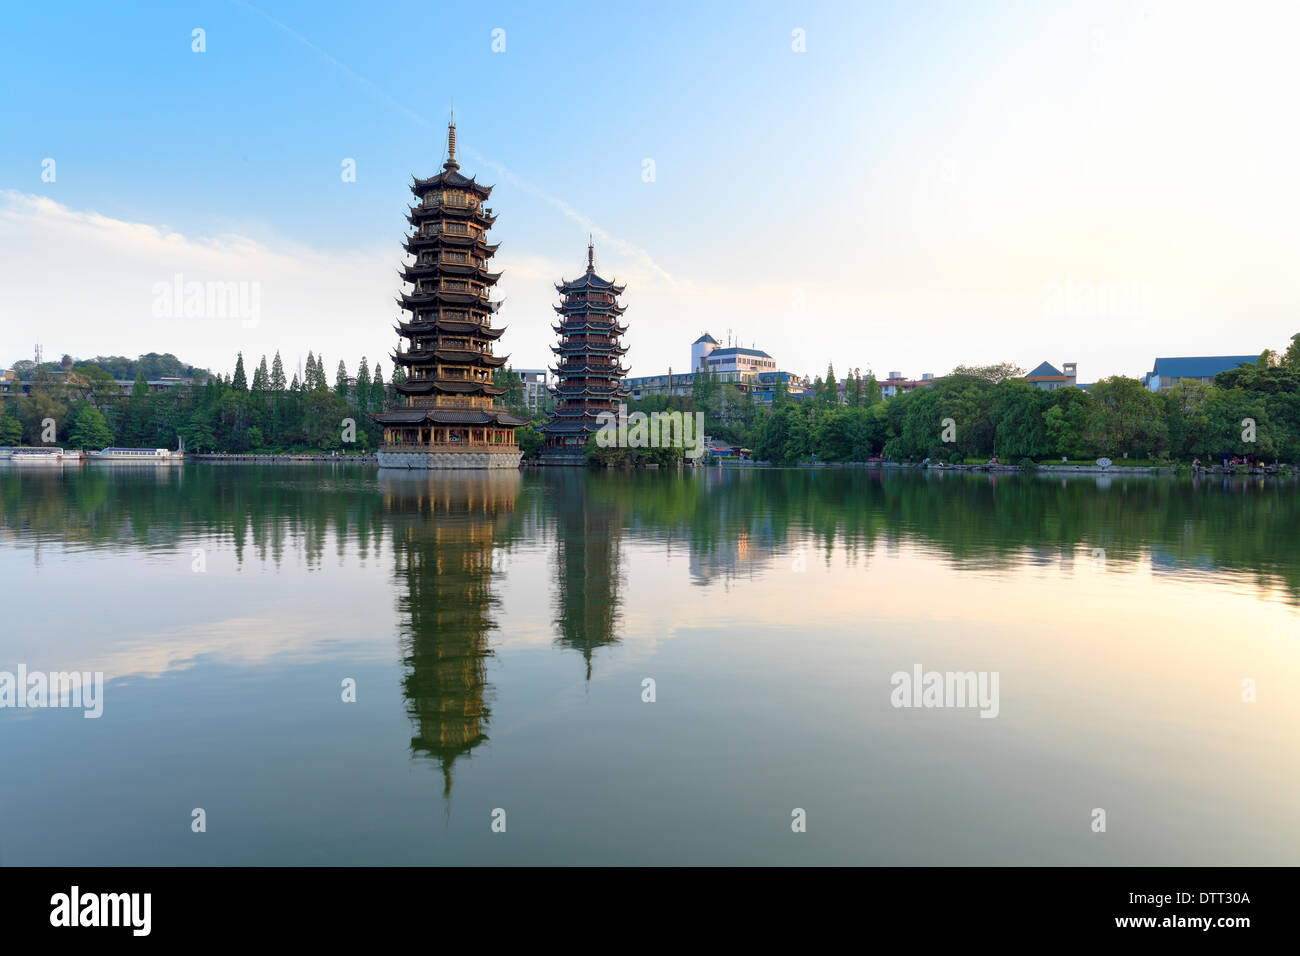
[3,0,1298,382]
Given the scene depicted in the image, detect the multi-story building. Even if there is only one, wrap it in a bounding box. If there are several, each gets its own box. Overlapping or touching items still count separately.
[691,333,777,374]
[512,369,550,412]
[540,242,629,463]
[373,119,526,468]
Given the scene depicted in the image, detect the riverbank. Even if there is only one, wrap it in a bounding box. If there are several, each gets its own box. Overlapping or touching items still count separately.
[189,453,378,463]
[735,459,1293,477]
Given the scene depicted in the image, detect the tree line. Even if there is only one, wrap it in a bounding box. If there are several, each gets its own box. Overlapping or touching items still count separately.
[0,349,549,454]
[608,337,1300,467]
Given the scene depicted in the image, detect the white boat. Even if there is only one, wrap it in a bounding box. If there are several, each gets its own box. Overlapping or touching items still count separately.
[9,446,64,463]
[88,447,180,462]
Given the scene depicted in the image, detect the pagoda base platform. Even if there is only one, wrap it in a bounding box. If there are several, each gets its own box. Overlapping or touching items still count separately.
[535,447,590,466]
[377,444,522,470]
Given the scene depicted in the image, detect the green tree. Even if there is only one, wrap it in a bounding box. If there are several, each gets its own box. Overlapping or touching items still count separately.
[66,403,114,449]
[251,355,269,392]
[0,403,23,445]
[1086,376,1166,458]
[355,358,371,414]
[232,353,248,391]
[270,351,287,391]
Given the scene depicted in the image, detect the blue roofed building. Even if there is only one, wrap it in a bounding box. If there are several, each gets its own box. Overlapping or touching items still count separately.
[1142,355,1259,392]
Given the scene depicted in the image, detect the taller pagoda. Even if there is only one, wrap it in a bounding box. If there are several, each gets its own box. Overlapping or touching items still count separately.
[374,119,525,469]
[539,241,629,463]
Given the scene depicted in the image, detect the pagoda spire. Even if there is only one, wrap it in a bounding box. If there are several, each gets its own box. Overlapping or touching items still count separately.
[445,108,458,170]
[587,235,594,273]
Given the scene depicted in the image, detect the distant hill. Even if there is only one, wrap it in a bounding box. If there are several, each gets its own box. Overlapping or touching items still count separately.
[5,352,210,382]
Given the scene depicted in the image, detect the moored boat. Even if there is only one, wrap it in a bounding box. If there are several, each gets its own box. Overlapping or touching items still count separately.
[8,446,65,463]
[88,447,181,463]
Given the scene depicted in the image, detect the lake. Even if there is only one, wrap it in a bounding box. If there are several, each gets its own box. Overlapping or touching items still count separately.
[1,464,1297,865]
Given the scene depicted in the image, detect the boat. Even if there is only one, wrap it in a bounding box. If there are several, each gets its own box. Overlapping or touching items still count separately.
[8,446,64,463]
[87,447,181,462]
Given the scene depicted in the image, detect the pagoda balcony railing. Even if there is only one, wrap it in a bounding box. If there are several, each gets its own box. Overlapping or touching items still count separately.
[412,397,487,409]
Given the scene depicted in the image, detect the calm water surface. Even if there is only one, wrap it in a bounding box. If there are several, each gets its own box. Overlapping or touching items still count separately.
[1,464,1297,865]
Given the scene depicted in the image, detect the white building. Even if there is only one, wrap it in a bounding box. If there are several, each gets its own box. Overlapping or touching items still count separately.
[514,369,550,411]
[691,333,776,375]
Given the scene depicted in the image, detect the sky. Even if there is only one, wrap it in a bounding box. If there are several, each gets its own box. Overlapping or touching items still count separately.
[2,0,1298,384]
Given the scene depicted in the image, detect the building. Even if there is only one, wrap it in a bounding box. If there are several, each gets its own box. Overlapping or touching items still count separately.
[691,333,777,374]
[880,372,935,399]
[1024,361,1078,390]
[373,119,526,469]
[513,369,550,412]
[626,334,797,402]
[540,241,629,463]
[625,371,695,400]
[1142,355,1259,392]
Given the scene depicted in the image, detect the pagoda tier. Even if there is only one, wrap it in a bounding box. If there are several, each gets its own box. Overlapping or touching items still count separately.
[551,320,628,335]
[394,378,506,397]
[393,348,510,367]
[395,319,505,339]
[539,241,630,463]
[554,300,626,317]
[374,118,525,469]
[548,363,630,377]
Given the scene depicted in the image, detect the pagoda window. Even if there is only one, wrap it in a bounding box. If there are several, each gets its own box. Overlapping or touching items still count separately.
[444,221,469,236]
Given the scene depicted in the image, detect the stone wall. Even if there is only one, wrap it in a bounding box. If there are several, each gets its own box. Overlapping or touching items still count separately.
[376,448,522,470]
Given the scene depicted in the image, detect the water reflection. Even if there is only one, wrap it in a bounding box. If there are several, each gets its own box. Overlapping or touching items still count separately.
[380,470,521,795]
[546,471,623,679]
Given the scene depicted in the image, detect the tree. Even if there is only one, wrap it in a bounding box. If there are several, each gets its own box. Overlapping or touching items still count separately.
[1086,376,1166,457]
[335,360,349,399]
[1283,333,1300,370]
[0,403,22,445]
[67,403,114,449]
[370,364,386,410]
[991,380,1049,459]
[355,358,371,414]
[949,363,1025,383]
[251,355,269,392]
[270,351,287,391]
[232,353,248,391]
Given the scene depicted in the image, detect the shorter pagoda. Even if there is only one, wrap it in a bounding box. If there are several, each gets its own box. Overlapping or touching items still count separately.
[539,241,628,463]
[374,118,526,469]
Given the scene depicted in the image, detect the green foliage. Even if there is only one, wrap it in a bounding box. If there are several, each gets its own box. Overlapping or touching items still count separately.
[66,403,113,449]
[0,402,24,445]
[515,422,543,458]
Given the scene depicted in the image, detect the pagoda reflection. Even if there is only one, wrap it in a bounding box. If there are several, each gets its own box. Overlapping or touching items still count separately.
[548,471,624,679]
[381,469,521,795]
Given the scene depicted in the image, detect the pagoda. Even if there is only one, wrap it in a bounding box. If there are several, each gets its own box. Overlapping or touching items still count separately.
[539,241,629,463]
[374,118,526,469]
